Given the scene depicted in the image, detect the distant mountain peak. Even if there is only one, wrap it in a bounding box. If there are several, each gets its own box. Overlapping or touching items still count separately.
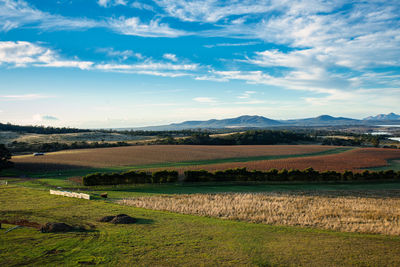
[125,113,400,131]
[363,113,400,121]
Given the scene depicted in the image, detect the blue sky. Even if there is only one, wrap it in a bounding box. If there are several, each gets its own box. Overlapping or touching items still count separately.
[0,0,399,128]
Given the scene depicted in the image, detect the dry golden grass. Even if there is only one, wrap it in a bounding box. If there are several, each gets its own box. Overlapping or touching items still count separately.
[12,145,336,169]
[120,191,400,235]
[152,147,400,173]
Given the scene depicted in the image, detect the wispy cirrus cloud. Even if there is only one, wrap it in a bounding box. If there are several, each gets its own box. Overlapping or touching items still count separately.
[98,0,155,11]
[0,94,53,100]
[0,40,200,78]
[0,0,100,32]
[192,97,217,103]
[0,41,93,69]
[108,17,186,37]
[96,47,143,61]
[163,53,178,62]
[153,0,276,23]
[204,41,259,48]
[0,0,185,37]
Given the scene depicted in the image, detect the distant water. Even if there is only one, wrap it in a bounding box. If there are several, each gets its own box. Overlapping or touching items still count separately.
[370,132,391,135]
[389,137,400,142]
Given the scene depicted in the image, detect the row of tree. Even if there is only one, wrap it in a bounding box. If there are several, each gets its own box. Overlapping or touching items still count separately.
[0,122,90,134]
[8,141,130,153]
[82,170,178,186]
[82,167,400,186]
[154,130,315,145]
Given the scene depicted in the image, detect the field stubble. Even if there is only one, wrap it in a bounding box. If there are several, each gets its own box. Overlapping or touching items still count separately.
[120,190,400,236]
[148,147,400,173]
[11,145,338,169]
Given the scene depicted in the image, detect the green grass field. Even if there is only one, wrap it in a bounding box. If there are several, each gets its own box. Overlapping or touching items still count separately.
[369,159,400,171]
[2,145,400,266]
[2,185,400,266]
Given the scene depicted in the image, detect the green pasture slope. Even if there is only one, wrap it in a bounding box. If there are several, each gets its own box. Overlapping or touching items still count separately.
[1,185,400,266]
[369,159,400,171]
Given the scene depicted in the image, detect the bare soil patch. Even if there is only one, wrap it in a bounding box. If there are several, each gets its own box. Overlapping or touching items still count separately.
[12,145,336,170]
[152,147,400,172]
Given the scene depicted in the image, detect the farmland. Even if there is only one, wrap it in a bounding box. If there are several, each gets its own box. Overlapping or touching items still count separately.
[11,145,341,172]
[3,144,400,266]
[11,146,400,176]
[145,147,400,173]
[2,186,400,266]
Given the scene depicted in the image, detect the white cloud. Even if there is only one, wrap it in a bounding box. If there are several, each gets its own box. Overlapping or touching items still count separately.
[153,0,276,23]
[32,114,58,122]
[131,1,155,11]
[108,17,186,37]
[0,1,183,38]
[0,41,93,69]
[163,53,178,62]
[96,61,198,71]
[96,47,140,60]
[0,0,100,32]
[41,115,59,121]
[0,94,53,100]
[237,90,256,99]
[204,41,259,48]
[192,97,217,103]
[0,41,201,78]
[97,0,127,7]
[98,0,154,10]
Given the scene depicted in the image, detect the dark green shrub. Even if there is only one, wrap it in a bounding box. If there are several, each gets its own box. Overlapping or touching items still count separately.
[152,170,179,183]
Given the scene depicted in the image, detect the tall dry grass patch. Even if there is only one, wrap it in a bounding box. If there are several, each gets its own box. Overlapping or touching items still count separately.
[120,191,400,235]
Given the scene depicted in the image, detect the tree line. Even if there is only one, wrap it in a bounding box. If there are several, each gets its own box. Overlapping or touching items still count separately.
[82,167,400,186]
[8,141,130,153]
[0,122,90,134]
[154,130,315,145]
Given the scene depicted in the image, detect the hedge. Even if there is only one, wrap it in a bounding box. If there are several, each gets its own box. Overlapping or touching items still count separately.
[82,170,178,186]
[183,168,400,183]
[82,168,400,186]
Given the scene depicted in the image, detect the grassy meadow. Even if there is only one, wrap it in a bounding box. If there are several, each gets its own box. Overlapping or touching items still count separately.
[2,185,400,266]
[2,144,400,266]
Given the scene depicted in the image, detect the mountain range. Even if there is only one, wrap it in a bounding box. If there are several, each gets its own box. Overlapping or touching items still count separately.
[125,113,400,131]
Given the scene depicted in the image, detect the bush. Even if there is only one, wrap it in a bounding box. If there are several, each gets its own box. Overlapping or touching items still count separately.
[82,167,400,186]
[184,170,213,182]
[152,170,179,183]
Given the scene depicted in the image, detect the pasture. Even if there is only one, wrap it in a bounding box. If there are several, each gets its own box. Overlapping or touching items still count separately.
[11,146,400,177]
[120,190,400,235]
[2,144,400,266]
[2,186,400,266]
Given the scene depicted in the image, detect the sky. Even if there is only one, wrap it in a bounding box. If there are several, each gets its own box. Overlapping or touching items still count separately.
[0,0,399,128]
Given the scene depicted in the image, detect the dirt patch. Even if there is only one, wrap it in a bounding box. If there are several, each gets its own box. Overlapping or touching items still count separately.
[99,214,136,224]
[98,216,115,222]
[0,219,41,229]
[68,176,83,184]
[40,222,74,233]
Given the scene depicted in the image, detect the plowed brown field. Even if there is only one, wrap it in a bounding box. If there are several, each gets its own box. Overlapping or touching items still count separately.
[151,147,400,173]
[12,145,337,169]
